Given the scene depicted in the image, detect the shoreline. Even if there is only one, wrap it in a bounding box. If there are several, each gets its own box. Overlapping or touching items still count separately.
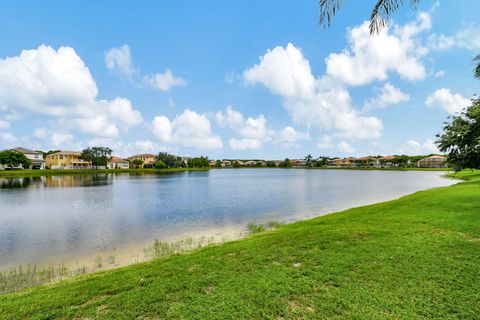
[2,170,477,318]
[0,170,458,292]
[0,167,209,178]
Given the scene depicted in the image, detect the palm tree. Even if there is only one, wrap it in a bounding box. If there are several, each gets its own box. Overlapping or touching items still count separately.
[474,54,480,80]
[320,0,419,35]
[304,154,313,167]
[319,0,480,78]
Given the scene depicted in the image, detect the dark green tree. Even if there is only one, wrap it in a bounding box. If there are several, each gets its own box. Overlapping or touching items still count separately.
[304,154,313,167]
[314,157,329,167]
[265,160,277,167]
[436,98,480,171]
[156,152,185,168]
[130,159,144,169]
[155,160,167,169]
[215,160,222,168]
[0,150,31,169]
[392,155,410,167]
[187,157,210,168]
[80,147,112,167]
[281,158,292,168]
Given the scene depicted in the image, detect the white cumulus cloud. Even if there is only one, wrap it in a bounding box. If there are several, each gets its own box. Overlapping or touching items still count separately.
[325,13,430,86]
[244,43,315,99]
[105,45,136,77]
[145,69,186,92]
[363,83,410,111]
[338,141,355,154]
[151,109,222,150]
[425,88,470,114]
[243,43,383,139]
[0,45,143,142]
[317,135,333,149]
[216,106,273,150]
[229,138,262,150]
[275,126,310,148]
[429,24,480,51]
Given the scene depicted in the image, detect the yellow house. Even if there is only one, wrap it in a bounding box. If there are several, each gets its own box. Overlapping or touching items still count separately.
[127,154,156,168]
[45,151,92,169]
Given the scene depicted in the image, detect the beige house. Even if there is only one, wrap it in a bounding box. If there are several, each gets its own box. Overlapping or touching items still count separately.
[107,156,130,169]
[221,160,232,167]
[328,157,355,167]
[127,154,156,168]
[416,155,448,168]
[45,151,92,169]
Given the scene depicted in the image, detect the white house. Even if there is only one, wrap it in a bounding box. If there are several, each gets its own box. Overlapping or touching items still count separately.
[107,156,130,169]
[0,147,45,170]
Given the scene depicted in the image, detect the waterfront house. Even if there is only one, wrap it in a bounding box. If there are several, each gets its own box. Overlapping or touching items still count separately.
[180,156,191,166]
[291,159,308,167]
[209,159,217,167]
[328,157,355,167]
[378,155,396,168]
[416,155,448,168]
[126,154,156,168]
[0,147,45,170]
[244,160,257,166]
[107,156,130,169]
[45,151,92,169]
[354,156,377,168]
[221,160,232,167]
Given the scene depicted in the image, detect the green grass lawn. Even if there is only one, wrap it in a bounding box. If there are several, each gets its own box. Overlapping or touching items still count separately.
[0,167,209,178]
[0,172,479,319]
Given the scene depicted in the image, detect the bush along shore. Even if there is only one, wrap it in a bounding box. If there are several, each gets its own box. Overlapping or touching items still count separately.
[0,171,479,319]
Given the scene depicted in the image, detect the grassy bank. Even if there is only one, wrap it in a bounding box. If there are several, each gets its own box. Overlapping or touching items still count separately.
[0,172,479,319]
[0,167,209,178]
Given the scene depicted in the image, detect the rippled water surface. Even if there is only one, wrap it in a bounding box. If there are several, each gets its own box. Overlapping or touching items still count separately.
[0,169,455,268]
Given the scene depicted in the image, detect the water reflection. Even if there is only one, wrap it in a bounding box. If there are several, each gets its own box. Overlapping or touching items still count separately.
[0,174,112,189]
[0,169,455,269]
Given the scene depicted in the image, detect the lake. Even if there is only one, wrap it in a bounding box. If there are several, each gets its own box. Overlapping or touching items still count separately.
[0,169,455,269]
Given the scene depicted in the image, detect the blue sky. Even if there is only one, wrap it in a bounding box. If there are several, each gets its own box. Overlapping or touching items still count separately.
[0,0,478,159]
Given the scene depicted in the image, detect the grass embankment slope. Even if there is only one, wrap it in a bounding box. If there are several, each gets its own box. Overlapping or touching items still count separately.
[0,167,208,178]
[1,172,479,319]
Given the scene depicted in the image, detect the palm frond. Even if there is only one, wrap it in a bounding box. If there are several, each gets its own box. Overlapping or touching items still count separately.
[474,54,480,79]
[369,0,420,33]
[319,0,344,28]
[320,0,420,34]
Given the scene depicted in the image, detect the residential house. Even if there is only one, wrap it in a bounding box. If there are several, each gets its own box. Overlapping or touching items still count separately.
[45,151,92,169]
[180,156,191,166]
[353,156,377,168]
[378,156,396,168]
[244,160,257,166]
[0,147,45,170]
[107,156,130,169]
[328,157,355,167]
[127,154,156,168]
[221,160,232,167]
[291,159,308,167]
[416,155,448,168]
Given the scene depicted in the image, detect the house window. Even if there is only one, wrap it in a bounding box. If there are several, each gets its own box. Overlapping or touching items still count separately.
[59,155,64,159]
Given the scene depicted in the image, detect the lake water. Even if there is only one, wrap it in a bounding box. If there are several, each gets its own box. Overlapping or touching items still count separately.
[0,169,455,269]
